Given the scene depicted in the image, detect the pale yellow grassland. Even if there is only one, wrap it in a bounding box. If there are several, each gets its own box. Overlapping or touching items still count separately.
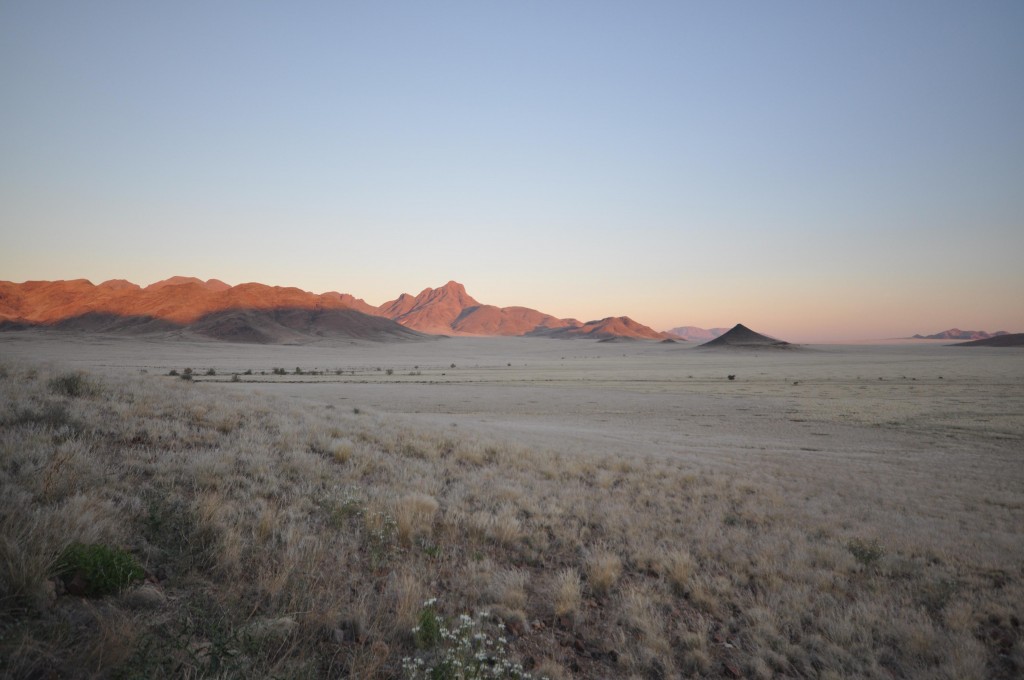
[0,333,1022,678]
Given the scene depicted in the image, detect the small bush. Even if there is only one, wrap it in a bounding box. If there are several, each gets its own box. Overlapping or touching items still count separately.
[47,372,95,397]
[205,368,216,376]
[848,537,885,568]
[386,368,395,376]
[168,369,179,376]
[414,599,443,649]
[55,543,144,597]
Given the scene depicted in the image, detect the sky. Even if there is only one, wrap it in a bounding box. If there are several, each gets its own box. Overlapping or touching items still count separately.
[2,1,1022,342]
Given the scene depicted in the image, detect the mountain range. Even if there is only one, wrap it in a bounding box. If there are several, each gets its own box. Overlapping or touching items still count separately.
[0,277,422,343]
[0,277,671,343]
[911,328,1009,340]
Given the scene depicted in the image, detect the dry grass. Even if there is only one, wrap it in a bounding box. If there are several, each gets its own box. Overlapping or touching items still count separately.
[584,547,622,597]
[0,361,1022,678]
[551,568,582,620]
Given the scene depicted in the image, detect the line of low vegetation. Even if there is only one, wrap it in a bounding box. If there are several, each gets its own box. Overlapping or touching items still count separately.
[0,363,1021,678]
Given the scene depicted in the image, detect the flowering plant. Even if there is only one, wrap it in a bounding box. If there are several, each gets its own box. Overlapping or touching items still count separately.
[402,599,539,679]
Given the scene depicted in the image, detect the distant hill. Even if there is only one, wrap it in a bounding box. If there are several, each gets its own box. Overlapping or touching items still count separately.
[696,323,794,349]
[532,316,669,340]
[952,333,1024,347]
[666,326,728,342]
[911,328,1009,340]
[0,278,420,343]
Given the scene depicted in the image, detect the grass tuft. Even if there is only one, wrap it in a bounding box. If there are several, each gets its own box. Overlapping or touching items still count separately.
[55,543,144,597]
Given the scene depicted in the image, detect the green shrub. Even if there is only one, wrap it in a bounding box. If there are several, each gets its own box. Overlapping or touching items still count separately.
[414,599,443,649]
[848,537,885,568]
[56,542,144,597]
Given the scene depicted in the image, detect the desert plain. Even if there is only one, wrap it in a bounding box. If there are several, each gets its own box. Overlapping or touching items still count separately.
[1,331,1022,679]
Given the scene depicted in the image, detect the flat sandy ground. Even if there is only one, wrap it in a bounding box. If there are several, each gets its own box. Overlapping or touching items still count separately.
[3,331,1023,564]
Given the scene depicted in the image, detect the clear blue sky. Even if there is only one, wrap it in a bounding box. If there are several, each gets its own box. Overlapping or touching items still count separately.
[2,1,1022,340]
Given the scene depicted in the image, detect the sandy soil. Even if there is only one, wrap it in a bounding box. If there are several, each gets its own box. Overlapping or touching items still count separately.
[3,331,1022,563]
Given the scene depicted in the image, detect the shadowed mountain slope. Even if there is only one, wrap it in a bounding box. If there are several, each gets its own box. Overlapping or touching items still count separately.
[188,308,425,343]
[952,333,1024,347]
[36,308,425,344]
